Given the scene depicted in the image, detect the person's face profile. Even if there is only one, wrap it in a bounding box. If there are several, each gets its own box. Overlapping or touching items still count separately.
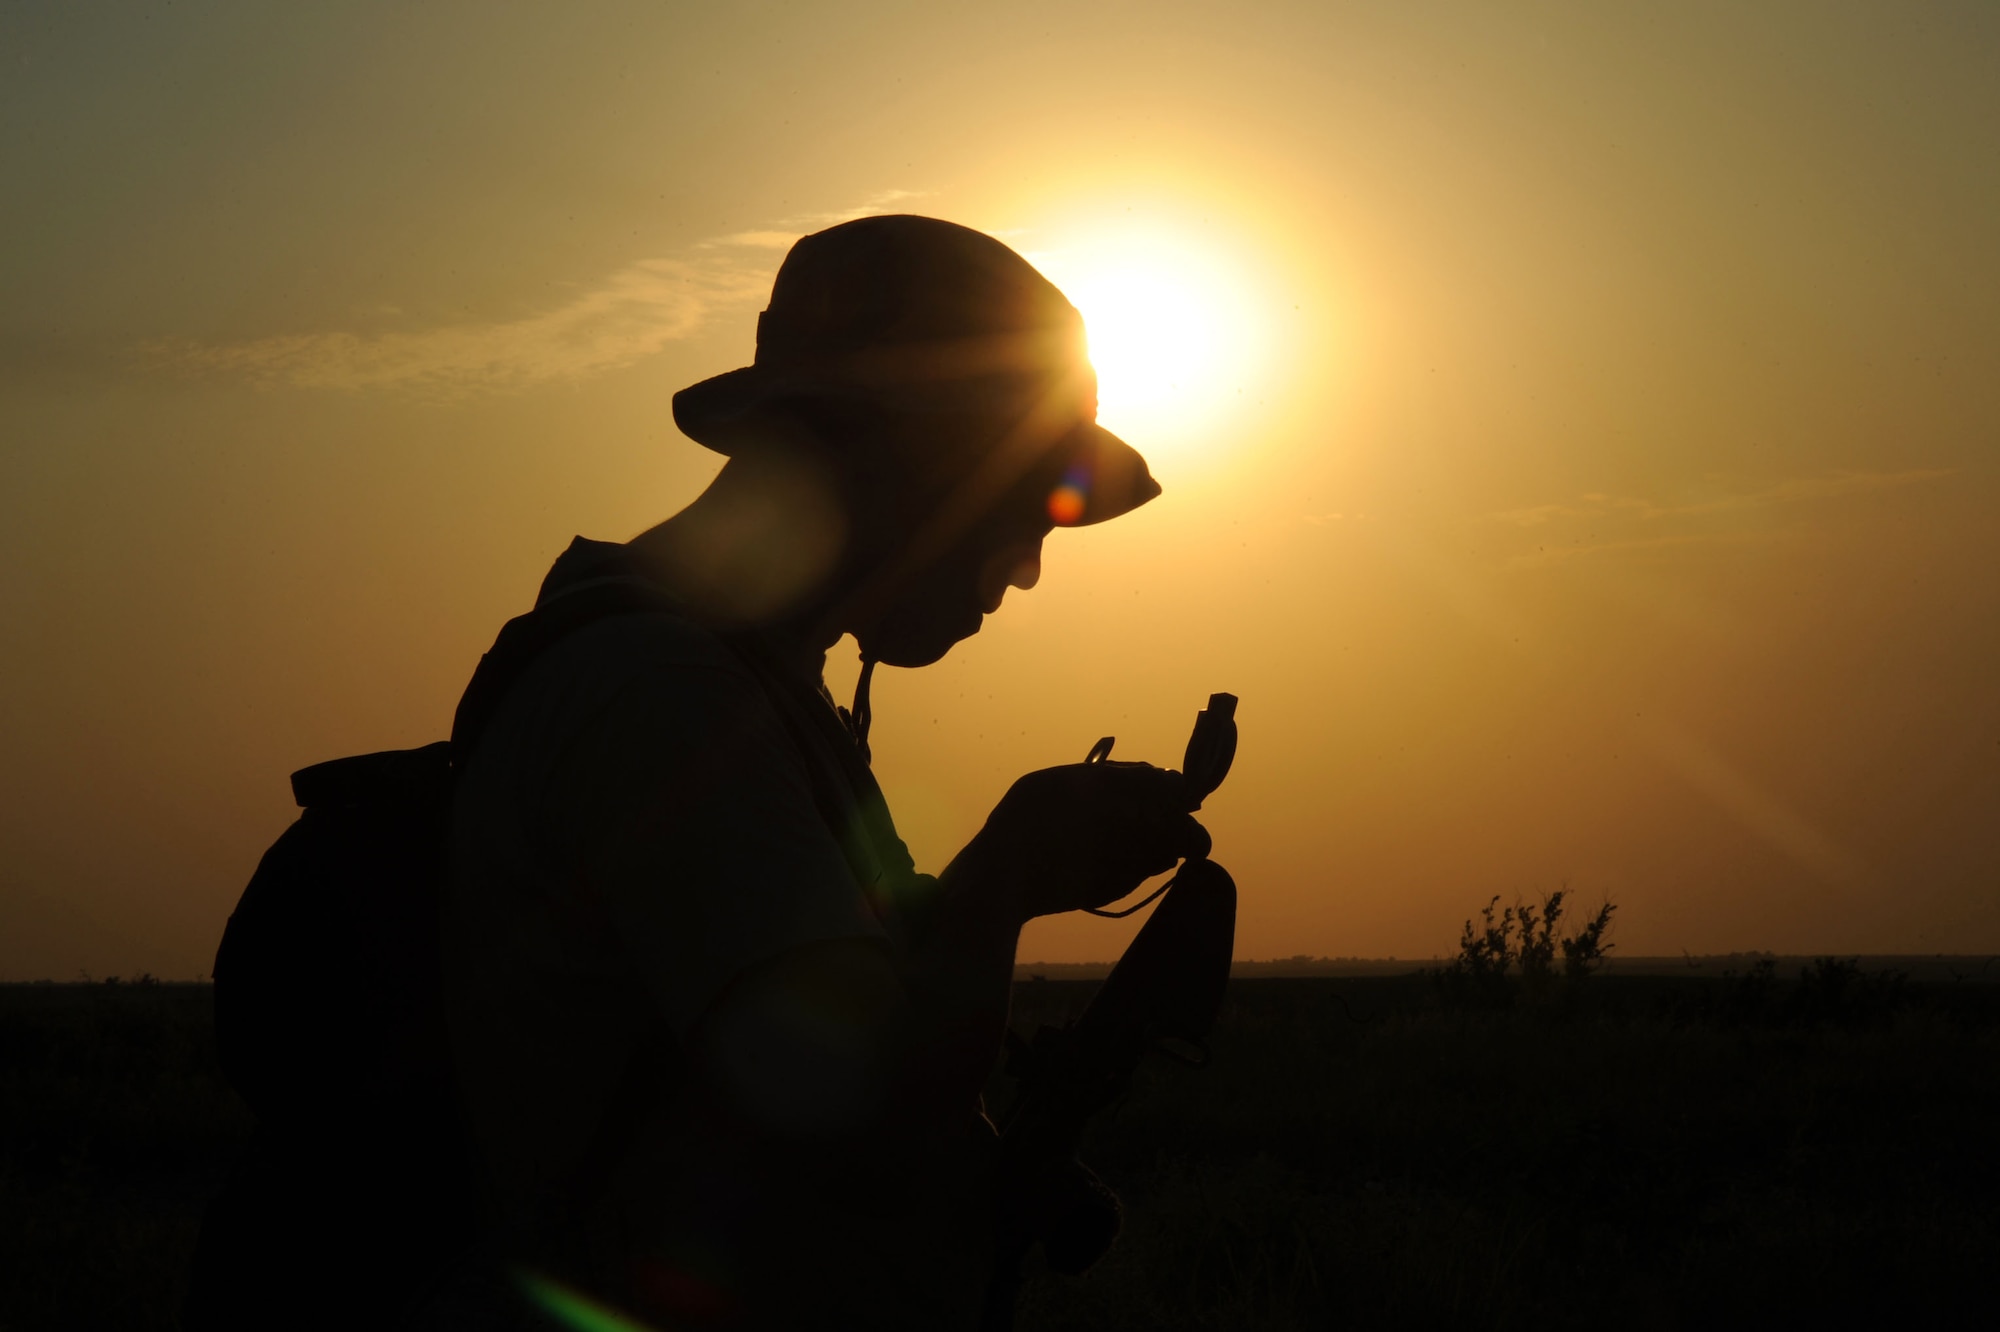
[833,378,1096,667]
[860,500,1053,668]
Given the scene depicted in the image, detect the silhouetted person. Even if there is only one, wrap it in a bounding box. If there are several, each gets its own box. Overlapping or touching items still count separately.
[425,216,1208,1328]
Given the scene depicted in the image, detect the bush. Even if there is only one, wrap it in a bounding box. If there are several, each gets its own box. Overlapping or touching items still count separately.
[1677,957,1914,1029]
[1433,890,1616,1008]
[1790,956,1910,1026]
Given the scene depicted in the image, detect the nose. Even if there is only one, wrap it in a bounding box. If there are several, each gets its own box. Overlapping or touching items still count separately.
[980,539,1044,612]
[1007,543,1042,591]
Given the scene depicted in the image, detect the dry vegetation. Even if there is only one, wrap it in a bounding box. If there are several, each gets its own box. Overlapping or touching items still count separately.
[4,938,1999,1329]
[1004,964,2000,1329]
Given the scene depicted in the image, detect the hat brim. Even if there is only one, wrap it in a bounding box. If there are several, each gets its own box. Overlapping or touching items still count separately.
[671,366,1160,528]
[671,365,803,455]
[1046,418,1161,527]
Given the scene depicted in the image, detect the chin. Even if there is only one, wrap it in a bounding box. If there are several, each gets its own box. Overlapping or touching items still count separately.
[869,606,985,668]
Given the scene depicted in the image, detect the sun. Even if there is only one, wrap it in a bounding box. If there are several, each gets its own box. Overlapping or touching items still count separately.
[1029,229,1270,467]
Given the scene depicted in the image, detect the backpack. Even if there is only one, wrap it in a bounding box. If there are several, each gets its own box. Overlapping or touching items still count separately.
[186,574,874,1329]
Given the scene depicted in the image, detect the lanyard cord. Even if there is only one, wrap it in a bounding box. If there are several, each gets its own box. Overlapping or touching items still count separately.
[846,655,878,765]
[1073,733,1187,919]
[1083,877,1177,919]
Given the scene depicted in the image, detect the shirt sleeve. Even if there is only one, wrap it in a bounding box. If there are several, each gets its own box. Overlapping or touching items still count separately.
[540,622,886,1037]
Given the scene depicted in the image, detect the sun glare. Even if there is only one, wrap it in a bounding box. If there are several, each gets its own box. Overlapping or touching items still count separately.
[1030,230,1271,467]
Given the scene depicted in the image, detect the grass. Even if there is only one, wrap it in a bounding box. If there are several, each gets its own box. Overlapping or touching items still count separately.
[1003,971,2000,1329]
[4,973,1998,1329]
[0,981,249,1332]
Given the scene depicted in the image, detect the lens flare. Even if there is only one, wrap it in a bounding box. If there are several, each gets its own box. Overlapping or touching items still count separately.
[516,1270,659,1332]
[1047,473,1088,525]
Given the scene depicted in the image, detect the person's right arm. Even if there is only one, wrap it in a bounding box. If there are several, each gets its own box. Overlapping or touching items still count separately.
[684,757,1209,1195]
[549,626,1203,1188]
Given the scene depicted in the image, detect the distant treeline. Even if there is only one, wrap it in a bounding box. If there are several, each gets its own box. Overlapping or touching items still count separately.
[1015,955,2000,982]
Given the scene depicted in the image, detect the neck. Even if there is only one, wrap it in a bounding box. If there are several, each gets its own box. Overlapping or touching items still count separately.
[628,437,853,675]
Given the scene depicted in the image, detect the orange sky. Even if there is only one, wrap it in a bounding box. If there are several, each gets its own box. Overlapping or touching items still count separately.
[3,1,1997,978]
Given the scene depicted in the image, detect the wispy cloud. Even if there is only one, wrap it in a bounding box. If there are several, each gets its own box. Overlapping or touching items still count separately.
[1492,468,1953,568]
[152,190,927,396]
[154,258,766,394]
[1506,528,1781,569]
[1493,469,1953,529]
[701,231,800,251]
[697,190,927,252]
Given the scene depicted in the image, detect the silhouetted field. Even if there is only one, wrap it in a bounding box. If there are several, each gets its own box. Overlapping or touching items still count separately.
[5,970,1998,1329]
[0,982,247,1332]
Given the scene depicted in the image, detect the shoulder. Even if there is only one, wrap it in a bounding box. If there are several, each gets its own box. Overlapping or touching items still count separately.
[551,613,807,782]
[511,535,760,705]
[463,604,781,798]
[534,605,754,692]
[535,609,788,771]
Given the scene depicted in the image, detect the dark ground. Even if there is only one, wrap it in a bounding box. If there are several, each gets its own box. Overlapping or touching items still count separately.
[4,970,1998,1330]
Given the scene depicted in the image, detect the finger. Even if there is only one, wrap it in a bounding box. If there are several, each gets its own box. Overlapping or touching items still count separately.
[1177,814,1212,863]
[1124,814,1203,880]
[1148,764,1199,815]
[1100,761,1185,814]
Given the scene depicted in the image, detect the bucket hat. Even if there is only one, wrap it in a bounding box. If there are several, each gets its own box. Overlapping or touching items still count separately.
[672,215,1159,527]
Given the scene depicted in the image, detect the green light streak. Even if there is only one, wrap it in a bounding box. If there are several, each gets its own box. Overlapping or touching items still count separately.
[515,1270,659,1332]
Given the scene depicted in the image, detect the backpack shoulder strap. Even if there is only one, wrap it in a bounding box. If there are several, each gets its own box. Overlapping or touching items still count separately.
[448,557,926,925]
[449,576,680,770]
[289,742,456,811]
[719,638,928,930]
